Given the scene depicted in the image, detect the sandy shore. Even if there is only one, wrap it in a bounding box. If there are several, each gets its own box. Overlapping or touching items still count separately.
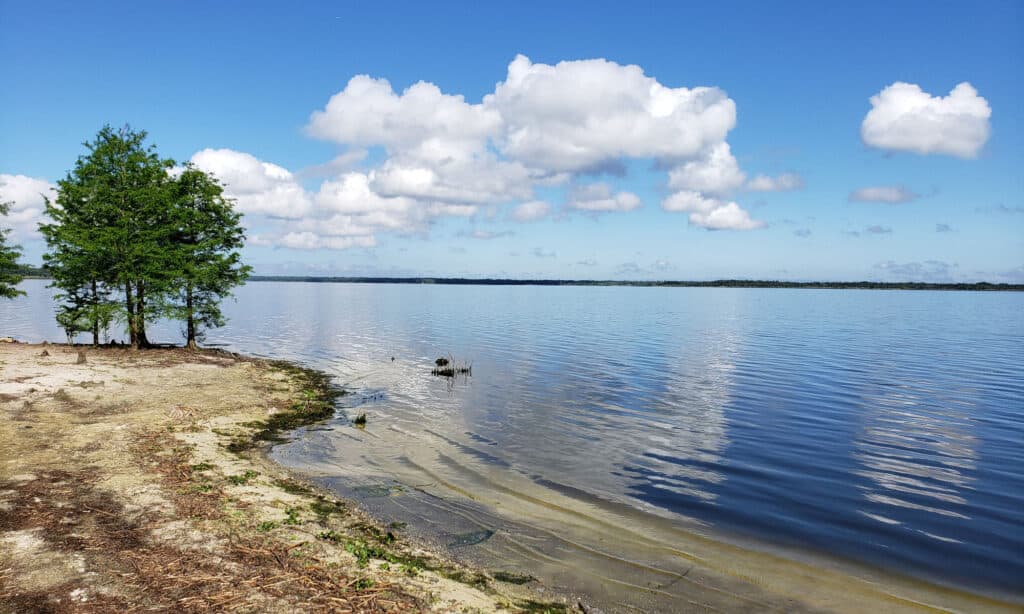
[0,343,562,613]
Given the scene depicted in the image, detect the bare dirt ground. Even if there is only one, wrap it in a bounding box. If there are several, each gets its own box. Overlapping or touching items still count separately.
[0,343,563,613]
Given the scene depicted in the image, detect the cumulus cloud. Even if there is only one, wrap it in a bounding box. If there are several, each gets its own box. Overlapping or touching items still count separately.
[191,149,312,218]
[277,232,376,250]
[488,55,736,173]
[849,185,919,204]
[661,190,765,230]
[190,150,491,250]
[0,173,56,241]
[182,54,788,250]
[936,223,953,233]
[307,75,502,153]
[509,200,551,222]
[567,183,641,213]
[747,173,804,192]
[865,224,892,235]
[861,82,991,158]
[302,54,769,235]
[667,142,745,195]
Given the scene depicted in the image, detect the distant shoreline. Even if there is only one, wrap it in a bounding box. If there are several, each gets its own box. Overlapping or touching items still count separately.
[16,269,1023,291]
[247,276,1024,291]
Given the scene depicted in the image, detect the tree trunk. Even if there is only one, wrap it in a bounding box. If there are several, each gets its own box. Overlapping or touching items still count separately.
[90,279,99,347]
[135,280,149,348]
[125,281,137,348]
[185,283,197,350]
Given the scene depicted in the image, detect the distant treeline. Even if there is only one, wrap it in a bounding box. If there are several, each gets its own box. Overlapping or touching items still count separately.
[238,276,1023,291]
[14,259,1022,296]
[15,264,47,278]
[19,269,1021,291]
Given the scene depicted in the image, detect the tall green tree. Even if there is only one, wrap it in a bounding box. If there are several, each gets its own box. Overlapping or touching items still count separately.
[0,201,25,299]
[41,170,116,345]
[168,165,250,349]
[41,125,175,348]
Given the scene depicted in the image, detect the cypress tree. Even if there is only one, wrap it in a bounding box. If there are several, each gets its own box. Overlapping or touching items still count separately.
[0,201,25,299]
[41,125,175,348]
[168,165,250,349]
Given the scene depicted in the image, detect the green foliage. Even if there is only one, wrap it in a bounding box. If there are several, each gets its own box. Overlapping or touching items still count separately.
[166,165,250,348]
[39,125,249,348]
[227,470,259,485]
[0,201,25,299]
[283,507,301,525]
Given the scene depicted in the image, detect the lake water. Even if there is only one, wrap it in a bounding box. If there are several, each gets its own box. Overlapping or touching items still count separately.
[4,279,1023,608]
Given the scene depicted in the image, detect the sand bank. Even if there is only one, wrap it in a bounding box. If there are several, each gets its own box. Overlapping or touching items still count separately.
[0,344,561,613]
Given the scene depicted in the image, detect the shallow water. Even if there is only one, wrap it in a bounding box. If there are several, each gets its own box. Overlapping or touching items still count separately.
[4,280,1023,606]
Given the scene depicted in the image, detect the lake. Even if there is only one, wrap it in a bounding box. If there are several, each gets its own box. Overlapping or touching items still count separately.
[4,279,1023,609]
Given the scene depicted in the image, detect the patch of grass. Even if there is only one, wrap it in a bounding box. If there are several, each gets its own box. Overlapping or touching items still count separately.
[353,578,375,590]
[492,570,537,585]
[352,412,367,427]
[514,600,569,613]
[283,507,301,525]
[317,532,431,575]
[191,462,214,472]
[192,483,213,493]
[273,477,315,496]
[354,521,396,544]
[310,499,346,519]
[379,562,390,571]
[440,568,490,589]
[227,470,259,486]
[257,521,278,532]
[388,521,407,530]
[344,539,388,568]
[227,361,345,453]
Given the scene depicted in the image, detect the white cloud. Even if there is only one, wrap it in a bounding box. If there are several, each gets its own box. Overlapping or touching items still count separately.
[747,172,804,192]
[510,200,551,222]
[298,54,778,240]
[370,153,533,205]
[307,75,501,155]
[661,190,765,230]
[278,232,376,250]
[567,183,641,213]
[306,74,534,208]
[189,149,493,250]
[667,142,745,195]
[861,82,991,158]
[191,149,312,218]
[0,173,56,241]
[849,185,919,203]
[487,55,736,173]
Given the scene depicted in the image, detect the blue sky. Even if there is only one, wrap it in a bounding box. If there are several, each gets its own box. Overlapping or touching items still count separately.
[1,0,1021,281]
